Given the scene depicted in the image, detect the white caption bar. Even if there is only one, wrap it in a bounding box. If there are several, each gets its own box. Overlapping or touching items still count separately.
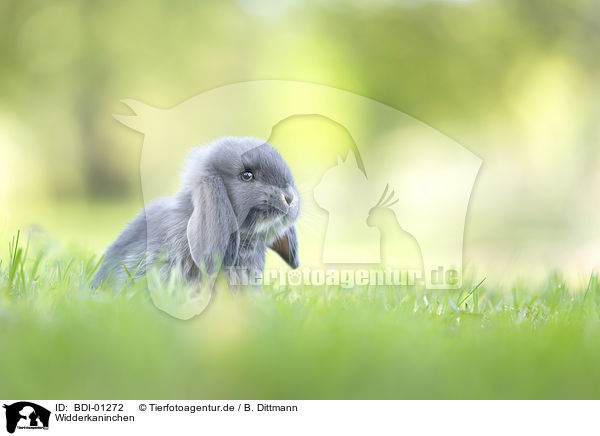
[0,400,597,435]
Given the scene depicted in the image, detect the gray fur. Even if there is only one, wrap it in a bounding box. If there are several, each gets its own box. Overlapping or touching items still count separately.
[93,137,300,288]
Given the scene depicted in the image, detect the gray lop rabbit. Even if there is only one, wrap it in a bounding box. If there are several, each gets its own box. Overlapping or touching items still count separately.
[93,137,300,288]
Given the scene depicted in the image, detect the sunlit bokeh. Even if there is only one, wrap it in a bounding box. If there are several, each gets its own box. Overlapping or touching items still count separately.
[1,0,599,286]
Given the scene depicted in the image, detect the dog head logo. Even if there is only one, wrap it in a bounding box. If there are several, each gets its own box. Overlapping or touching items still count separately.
[115,80,481,318]
[3,402,50,433]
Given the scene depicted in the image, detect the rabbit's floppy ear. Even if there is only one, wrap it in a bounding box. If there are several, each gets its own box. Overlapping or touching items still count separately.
[270,225,299,269]
[187,176,240,272]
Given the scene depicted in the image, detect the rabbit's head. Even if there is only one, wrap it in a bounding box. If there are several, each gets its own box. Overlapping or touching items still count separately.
[183,137,300,271]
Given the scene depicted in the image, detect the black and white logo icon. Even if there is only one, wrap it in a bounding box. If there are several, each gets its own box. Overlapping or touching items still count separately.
[3,402,50,434]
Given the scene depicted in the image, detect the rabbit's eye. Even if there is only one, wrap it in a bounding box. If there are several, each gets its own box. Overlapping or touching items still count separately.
[240,171,254,182]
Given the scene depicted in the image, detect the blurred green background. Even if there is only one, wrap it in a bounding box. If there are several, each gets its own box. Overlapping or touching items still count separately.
[1,0,599,281]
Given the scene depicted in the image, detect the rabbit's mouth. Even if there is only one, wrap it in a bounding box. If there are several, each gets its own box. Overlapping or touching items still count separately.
[242,205,295,237]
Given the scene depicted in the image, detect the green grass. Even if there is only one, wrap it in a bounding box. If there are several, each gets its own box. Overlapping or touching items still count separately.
[1,230,600,399]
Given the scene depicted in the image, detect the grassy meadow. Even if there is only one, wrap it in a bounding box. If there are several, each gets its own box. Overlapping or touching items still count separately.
[2,228,600,399]
[1,0,599,400]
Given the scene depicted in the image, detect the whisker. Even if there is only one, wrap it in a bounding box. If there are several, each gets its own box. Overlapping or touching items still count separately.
[240,216,259,249]
[300,212,325,221]
[300,209,327,220]
[297,221,321,238]
[298,216,322,227]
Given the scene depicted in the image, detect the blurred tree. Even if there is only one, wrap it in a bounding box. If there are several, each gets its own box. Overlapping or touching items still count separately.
[0,0,598,200]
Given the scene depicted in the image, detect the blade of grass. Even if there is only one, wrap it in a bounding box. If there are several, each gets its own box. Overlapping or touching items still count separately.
[457,278,486,307]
